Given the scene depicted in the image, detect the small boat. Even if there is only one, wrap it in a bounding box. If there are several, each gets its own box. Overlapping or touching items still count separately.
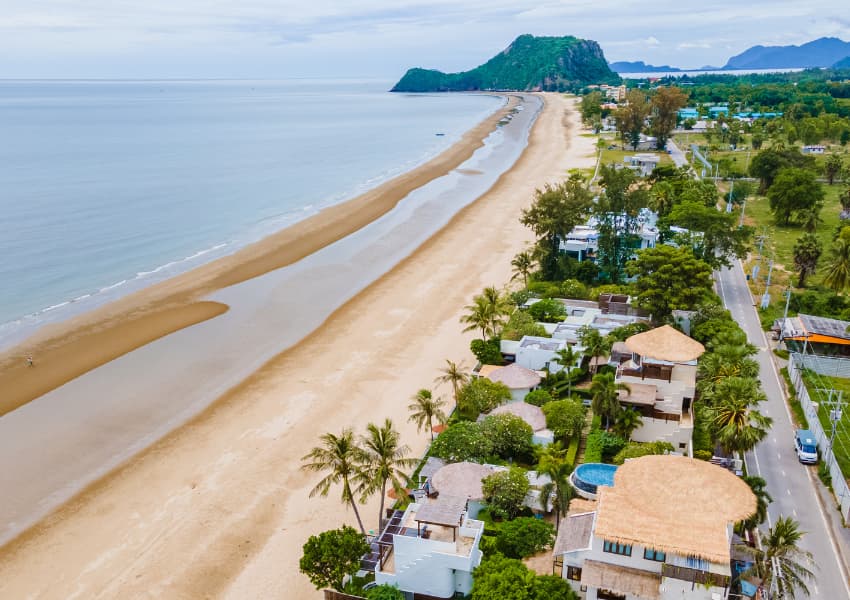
[435,132,445,136]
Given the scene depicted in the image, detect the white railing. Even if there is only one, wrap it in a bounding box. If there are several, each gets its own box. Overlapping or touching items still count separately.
[788,353,850,520]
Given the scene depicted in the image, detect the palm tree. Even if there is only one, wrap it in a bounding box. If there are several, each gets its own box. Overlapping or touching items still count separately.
[613,407,643,440]
[460,295,492,339]
[740,475,773,532]
[460,286,511,340]
[408,389,447,441]
[579,326,611,374]
[511,251,534,288]
[480,286,512,336]
[552,346,580,397]
[824,237,850,293]
[435,359,469,413]
[697,346,760,399]
[538,459,574,535]
[359,419,418,531]
[707,377,772,455]
[301,429,368,534]
[590,372,629,429]
[534,441,569,471]
[793,233,822,288]
[737,516,815,599]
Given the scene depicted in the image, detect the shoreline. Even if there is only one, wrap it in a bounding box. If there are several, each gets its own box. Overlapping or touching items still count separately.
[0,93,597,598]
[0,94,515,418]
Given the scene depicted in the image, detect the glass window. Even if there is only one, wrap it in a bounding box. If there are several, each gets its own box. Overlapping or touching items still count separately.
[643,548,666,562]
[603,540,632,556]
[566,566,582,581]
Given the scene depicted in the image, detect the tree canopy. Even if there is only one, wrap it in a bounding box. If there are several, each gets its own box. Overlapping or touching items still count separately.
[299,526,370,591]
[480,413,534,460]
[625,246,714,320]
[482,466,531,520]
[766,167,825,226]
[430,421,494,463]
[649,86,688,149]
[542,399,587,440]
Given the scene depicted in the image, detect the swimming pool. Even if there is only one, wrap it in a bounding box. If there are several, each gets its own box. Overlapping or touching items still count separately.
[572,463,618,496]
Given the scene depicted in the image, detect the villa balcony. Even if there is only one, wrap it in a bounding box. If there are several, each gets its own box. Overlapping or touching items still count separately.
[662,563,730,588]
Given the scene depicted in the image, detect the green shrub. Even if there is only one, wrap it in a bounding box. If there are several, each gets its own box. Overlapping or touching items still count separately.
[611,441,674,465]
[542,399,587,439]
[527,281,562,298]
[694,449,713,461]
[559,279,589,300]
[566,434,581,466]
[458,378,512,419]
[818,462,832,488]
[430,422,493,462]
[527,298,567,322]
[482,467,530,520]
[496,517,556,558]
[365,584,406,600]
[584,430,626,463]
[692,403,714,456]
[470,338,503,364]
[480,413,534,460]
[525,389,554,407]
[502,310,548,341]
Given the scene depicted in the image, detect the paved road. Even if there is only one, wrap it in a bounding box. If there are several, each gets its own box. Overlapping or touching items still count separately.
[665,139,688,168]
[717,263,850,599]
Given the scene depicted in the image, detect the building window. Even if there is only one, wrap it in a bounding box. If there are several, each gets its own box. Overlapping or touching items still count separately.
[598,590,627,600]
[686,555,710,571]
[566,566,582,581]
[603,540,632,556]
[644,548,666,562]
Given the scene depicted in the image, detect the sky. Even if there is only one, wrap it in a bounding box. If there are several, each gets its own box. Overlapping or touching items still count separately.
[2,1,849,79]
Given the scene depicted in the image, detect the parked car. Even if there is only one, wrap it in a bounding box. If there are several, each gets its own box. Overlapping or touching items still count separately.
[794,429,818,464]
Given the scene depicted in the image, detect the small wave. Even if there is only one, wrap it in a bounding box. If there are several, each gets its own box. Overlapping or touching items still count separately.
[100,280,128,293]
[184,243,227,261]
[71,294,91,302]
[42,301,70,313]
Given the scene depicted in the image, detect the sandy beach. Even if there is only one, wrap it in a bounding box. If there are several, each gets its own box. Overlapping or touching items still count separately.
[0,93,595,598]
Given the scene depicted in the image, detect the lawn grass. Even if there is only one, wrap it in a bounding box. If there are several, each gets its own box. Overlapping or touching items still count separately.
[802,370,850,475]
[598,147,673,168]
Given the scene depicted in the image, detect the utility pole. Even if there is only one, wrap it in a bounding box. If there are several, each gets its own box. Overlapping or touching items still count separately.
[778,289,792,342]
[817,388,846,473]
[760,260,774,309]
[739,196,747,227]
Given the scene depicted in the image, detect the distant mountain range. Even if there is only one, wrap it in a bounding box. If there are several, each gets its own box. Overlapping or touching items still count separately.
[608,61,681,73]
[391,34,619,93]
[723,37,850,69]
[834,56,850,69]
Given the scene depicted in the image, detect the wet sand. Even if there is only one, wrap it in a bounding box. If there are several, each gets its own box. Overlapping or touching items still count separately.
[0,95,514,418]
[0,93,596,598]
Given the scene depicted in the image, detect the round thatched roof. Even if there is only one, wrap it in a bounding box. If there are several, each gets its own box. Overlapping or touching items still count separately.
[488,402,547,431]
[431,462,493,501]
[624,325,705,362]
[486,363,542,389]
[594,455,756,564]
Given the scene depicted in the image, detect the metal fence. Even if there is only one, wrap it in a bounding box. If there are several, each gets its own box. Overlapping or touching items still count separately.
[788,353,850,520]
[794,353,850,379]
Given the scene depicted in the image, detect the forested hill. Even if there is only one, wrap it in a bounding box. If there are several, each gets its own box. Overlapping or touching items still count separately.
[391,35,619,92]
[723,37,850,69]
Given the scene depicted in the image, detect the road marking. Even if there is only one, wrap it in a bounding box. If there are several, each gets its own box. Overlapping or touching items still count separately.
[782,470,786,477]
[793,508,798,517]
[777,452,782,460]
[787,488,792,496]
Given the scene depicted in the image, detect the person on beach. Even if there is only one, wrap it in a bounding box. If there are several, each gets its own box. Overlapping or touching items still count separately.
[27,355,34,367]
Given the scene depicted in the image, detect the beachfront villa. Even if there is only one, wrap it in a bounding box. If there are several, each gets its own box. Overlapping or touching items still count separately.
[479,401,555,446]
[478,362,542,402]
[615,326,705,453]
[500,335,568,373]
[554,455,756,600]
[559,210,660,266]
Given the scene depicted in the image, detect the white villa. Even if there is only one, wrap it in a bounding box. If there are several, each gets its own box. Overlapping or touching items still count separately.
[500,335,568,373]
[615,326,705,454]
[560,210,660,265]
[554,455,756,600]
[624,153,660,176]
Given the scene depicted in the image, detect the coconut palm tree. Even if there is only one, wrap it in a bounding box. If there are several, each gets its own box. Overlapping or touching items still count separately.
[480,285,512,336]
[460,296,493,339]
[740,475,773,532]
[697,343,760,399]
[511,251,535,288]
[552,346,580,397]
[408,388,447,441]
[824,236,850,293]
[538,459,574,535]
[737,516,815,599]
[579,326,611,374]
[435,359,469,413]
[707,377,772,455]
[301,429,368,534]
[358,419,417,531]
[613,407,643,440]
[590,372,629,429]
[534,441,569,471]
[793,233,822,288]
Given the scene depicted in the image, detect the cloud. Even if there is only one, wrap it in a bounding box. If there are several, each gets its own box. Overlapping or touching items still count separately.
[645,36,661,47]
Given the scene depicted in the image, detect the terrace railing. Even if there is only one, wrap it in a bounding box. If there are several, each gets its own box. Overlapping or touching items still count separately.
[662,563,730,588]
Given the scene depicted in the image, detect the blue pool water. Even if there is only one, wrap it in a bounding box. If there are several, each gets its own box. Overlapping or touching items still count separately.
[573,463,618,495]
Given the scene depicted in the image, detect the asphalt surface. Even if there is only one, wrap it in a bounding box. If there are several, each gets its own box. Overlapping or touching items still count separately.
[717,263,850,599]
[666,139,688,168]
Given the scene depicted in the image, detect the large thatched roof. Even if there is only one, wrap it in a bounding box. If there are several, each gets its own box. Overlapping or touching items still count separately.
[594,455,756,564]
[487,401,546,431]
[486,363,542,389]
[624,325,705,362]
[431,462,494,501]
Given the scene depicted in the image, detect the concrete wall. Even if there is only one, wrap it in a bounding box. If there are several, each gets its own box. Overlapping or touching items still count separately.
[630,416,693,453]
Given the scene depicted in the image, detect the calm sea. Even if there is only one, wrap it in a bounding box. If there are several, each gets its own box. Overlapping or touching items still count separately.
[0,80,503,346]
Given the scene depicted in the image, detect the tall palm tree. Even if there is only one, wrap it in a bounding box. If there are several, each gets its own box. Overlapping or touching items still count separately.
[511,251,534,288]
[301,429,368,534]
[460,296,492,339]
[740,475,773,532]
[358,419,418,531]
[579,326,611,374]
[697,347,760,399]
[552,346,580,397]
[534,441,569,471]
[707,377,772,455]
[613,407,643,440]
[435,359,469,412]
[408,389,447,441]
[538,458,574,535]
[480,285,512,337]
[824,236,850,293]
[737,516,815,599]
[590,372,629,429]
[793,233,822,288]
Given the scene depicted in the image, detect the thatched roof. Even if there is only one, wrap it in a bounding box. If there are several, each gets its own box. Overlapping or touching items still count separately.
[431,462,494,501]
[594,455,756,564]
[477,364,503,379]
[488,401,546,431]
[414,495,467,528]
[486,363,542,389]
[568,498,598,515]
[618,382,657,407]
[581,560,661,600]
[624,325,705,362]
[553,512,595,555]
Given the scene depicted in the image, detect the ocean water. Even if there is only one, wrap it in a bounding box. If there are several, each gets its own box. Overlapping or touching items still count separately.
[0,80,503,346]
